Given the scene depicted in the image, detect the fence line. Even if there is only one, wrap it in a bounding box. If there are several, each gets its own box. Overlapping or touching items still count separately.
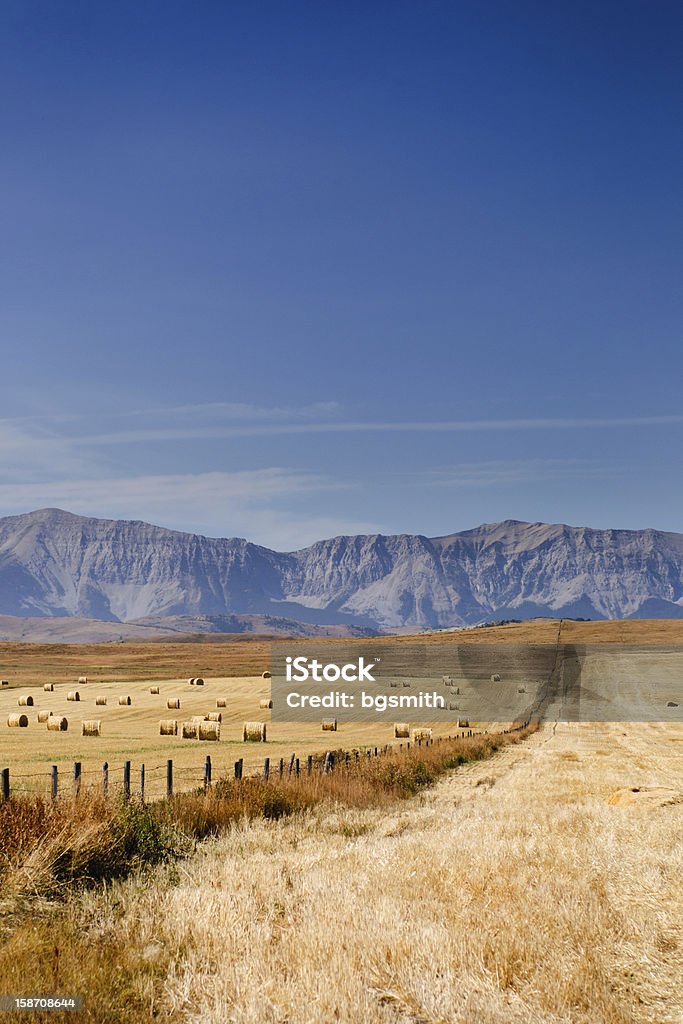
[0,722,528,803]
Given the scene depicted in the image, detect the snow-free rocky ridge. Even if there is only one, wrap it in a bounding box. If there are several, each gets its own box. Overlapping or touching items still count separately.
[0,509,681,631]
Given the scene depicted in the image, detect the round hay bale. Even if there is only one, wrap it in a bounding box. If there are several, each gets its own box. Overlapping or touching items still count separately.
[18,695,34,706]
[259,698,273,710]
[448,702,459,711]
[394,722,410,738]
[150,686,160,695]
[159,719,178,736]
[7,713,28,728]
[67,691,80,702]
[517,686,526,694]
[37,709,51,723]
[390,680,399,688]
[118,696,132,706]
[402,681,411,688]
[667,701,679,708]
[410,728,432,742]
[322,719,338,732]
[167,698,181,710]
[261,670,271,679]
[243,721,267,742]
[198,720,220,741]
[442,675,452,684]
[457,719,470,728]
[43,683,54,692]
[206,711,222,723]
[78,676,88,685]
[491,674,501,682]
[82,720,102,737]
[47,716,68,732]
[216,698,227,708]
[181,720,198,739]
[95,695,107,706]
[194,677,204,686]
[190,715,208,724]
[1,680,9,687]
[188,678,196,686]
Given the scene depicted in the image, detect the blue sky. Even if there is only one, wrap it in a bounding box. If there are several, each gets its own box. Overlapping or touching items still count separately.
[0,1,681,549]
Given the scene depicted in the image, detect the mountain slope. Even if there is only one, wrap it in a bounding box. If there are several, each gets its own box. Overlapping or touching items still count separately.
[0,509,681,630]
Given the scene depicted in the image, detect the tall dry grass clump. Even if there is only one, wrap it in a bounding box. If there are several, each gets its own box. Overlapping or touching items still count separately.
[0,794,178,908]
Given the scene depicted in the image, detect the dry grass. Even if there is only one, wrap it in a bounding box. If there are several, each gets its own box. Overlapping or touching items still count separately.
[0,730,529,908]
[123,723,683,1023]
[0,620,680,690]
[2,720,680,1023]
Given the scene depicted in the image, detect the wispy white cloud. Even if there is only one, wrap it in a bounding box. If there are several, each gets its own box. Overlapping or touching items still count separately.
[69,412,683,446]
[0,469,379,550]
[116,400,343,423]
[417,458,615,488]
[2,407,682,453]
[0,423,93,481]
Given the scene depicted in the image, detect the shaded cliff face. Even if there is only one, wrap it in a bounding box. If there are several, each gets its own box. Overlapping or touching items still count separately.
[0,509,681,629]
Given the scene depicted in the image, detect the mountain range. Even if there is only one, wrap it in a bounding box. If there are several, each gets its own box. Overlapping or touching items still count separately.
[0,508,681,635]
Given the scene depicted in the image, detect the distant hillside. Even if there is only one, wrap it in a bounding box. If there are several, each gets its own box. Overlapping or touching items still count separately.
[0,508,681,631]
[0,612,379,644]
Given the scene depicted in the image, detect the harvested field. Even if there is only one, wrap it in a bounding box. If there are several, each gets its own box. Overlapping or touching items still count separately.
[0,619,680,688]
[139,718,681,1024]
[0,620,681,800]
[0,675,465,799]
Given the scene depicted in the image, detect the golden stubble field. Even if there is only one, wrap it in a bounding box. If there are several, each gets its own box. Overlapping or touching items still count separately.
[0,673,466,799]
[1,619,681,799]
[142,717,682,1024]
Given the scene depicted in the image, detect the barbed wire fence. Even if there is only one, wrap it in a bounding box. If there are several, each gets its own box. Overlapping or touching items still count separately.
[0,720,530,803]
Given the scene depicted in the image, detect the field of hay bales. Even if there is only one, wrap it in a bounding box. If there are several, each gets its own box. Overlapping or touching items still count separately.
[1,619,681,800]
[0,673,467,799]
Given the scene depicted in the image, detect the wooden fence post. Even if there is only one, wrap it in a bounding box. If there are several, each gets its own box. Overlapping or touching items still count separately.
[123,760,131,800]
[263,757,270,781]
[287,753,295,776]
[73,761,81,798]
[295,757,300,777]
[166,759,173,799]
[204,756,212,791]
[307,754,313,774]
[279,757,284,779]
[51,764,58,801]
[139,764,145,803]
[1,768,9,802]
[102,761,109,798]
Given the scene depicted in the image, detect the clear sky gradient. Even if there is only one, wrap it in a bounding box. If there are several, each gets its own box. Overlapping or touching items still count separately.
[0,1,681,548]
